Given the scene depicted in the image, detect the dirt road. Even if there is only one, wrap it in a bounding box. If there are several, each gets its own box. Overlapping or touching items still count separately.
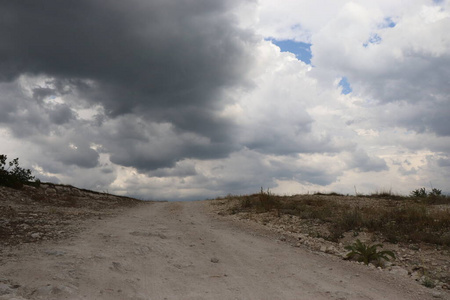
[0,201,446,299]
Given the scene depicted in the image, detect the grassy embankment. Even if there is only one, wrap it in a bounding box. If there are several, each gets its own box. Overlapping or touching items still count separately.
[222,188,450,247]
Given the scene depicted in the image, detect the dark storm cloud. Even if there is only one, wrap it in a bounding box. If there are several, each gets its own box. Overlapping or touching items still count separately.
[437,157,450,167]
[55,143,99,169]
[0,82,53,138]
[0,0,255,109]
[379,101,450,138]
[347,149,388,172]
[47,103,76,125]
[360,55,450,105]
[0,80,77,137]
[346,53,450,137]
[0,0,256,169]
[148,161,197,178]
[95,114,239,171]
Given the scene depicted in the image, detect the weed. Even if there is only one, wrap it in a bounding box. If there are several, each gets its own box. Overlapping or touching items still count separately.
[344,239,395,265]
[258,187,280,212]
[241,195,254,209]
[422,276,436,288]
[340,208,363,231]
[48,207,59,214]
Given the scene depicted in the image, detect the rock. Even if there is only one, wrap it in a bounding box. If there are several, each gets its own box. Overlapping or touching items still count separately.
[20,224,30,230]
[22,185,36,192]
[320,245,327,253]
[211,257,219,263]
[30,232,42,239]
[111,262,123,272]
[0,283,13,295]
[32,284,78,298]
[383,261,393,268]
[44,188,57,196]
[432,291,442,298]
[409,244,420,251]
[389,266,408,276]
[70,189,82,197]
[44,250,66,256]
[325,246,337,254]
[411,271,422,281]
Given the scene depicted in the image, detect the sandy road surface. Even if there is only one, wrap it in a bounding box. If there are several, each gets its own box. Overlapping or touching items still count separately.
[0,201,446,300]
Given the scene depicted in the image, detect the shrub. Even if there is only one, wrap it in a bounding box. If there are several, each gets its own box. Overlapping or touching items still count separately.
[0,154,35,188]
[410,187,444,198]
[345,239,395,265]
[410,187,427,198]
[429,188,442,197]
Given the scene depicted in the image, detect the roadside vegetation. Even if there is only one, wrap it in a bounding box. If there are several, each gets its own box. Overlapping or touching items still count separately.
[225,187,450,247]
[0,154,39,189]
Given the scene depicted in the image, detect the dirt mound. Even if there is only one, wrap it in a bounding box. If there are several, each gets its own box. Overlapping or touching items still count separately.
[0,183,144,247]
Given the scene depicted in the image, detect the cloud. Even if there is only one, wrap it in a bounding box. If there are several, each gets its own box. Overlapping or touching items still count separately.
[99,115,237,171]
[345,149,388,172]
[0,0,256,130]
[0,1,449,200]
[0,0,259,170]
[310,1,450,138]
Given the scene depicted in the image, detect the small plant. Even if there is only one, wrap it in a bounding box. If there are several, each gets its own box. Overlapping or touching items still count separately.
[241,195,253,209]
[258,187,280,214]
[422,276,436,288]
[345,239,395,265]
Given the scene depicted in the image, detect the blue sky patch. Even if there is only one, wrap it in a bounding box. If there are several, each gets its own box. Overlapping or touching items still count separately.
[339,77,352,95]
[384,17,396,28]
[268,39,312,64]
[363,33,382,47]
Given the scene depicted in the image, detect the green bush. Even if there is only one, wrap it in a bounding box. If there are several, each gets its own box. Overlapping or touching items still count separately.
[429,188,442,197]
[410,187,443,198]
[0,154,35,189]
[345,239,395,265]
[410,187,427,198]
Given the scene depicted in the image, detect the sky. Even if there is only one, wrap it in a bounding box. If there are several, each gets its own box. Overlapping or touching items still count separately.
[1,0,449,200]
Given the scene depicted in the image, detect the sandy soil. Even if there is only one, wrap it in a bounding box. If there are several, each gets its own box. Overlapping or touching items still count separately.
[0,200,447,300]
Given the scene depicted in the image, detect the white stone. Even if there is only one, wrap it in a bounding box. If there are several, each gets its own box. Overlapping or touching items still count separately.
[389,266,408,276]
[30,232,42,239]
[0,283,13,296]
